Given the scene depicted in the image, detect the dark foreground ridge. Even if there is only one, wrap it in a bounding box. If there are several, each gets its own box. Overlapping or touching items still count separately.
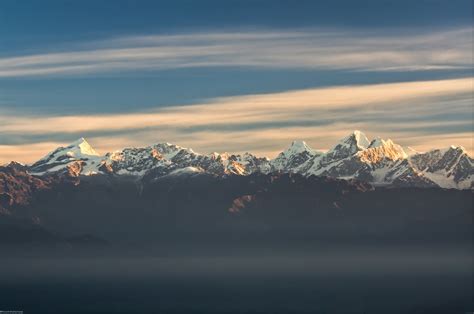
[0,162,471,254]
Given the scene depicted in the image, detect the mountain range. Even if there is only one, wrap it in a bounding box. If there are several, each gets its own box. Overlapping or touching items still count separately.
[17,130,473,189]
[1,131,472,251]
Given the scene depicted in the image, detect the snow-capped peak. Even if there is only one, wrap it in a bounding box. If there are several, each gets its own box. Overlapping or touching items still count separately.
[270,140,318,172]
[29,138,101,175]
[349,130,371,149]
[331,130,371,152]
[359,137,407,163]
[152,142,196,159]
[36,137,99,163]
[322,130,371,162]
[369,137,388,148]
[283,140,314,156]
[449,145,467,153]
[68,137,99,157]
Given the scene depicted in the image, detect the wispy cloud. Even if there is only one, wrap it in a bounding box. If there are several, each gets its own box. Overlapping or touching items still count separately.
[0,28,471,77]
[0,78,472,163]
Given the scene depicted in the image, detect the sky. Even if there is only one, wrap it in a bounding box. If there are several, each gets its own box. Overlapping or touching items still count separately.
[0,0,473,163]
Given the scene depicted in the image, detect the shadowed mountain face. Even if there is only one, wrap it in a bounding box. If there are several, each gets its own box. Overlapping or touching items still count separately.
[0,162,471,251]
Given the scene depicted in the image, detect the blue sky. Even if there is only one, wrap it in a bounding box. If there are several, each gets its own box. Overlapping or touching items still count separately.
[0,0,472,162]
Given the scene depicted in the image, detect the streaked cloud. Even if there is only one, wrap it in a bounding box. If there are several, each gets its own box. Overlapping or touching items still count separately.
[0,28,471,77]
[0,78,472,163]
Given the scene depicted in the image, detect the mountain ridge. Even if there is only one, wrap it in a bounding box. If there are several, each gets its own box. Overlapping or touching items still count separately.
[7,130,474,190]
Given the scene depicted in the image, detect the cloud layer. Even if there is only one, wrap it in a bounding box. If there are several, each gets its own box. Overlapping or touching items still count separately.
[0,28,472,77]
[1,78,472,163]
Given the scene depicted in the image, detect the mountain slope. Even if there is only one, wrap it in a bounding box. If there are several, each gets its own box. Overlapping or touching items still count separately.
[29,138,102,176]
[410,146,473,189]
[271,140,322,173]
[0,167,471,248]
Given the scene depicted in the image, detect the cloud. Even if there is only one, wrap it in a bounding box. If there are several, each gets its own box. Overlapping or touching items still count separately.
[0,142,65,164]
[0,27,471,77]
[0,77,472,163]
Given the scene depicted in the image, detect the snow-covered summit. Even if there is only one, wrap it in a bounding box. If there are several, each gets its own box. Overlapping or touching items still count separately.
[152,142,196,159]
[271,140,320,172]
[368,137,386,148]
[334,130,371,150]
[359,137,408,163]
[68,137,99,157]
[323,131,371,162]
[351,130,371,149]
[29,138,101,175]
[36,137,99,163]
[284,140,314,156]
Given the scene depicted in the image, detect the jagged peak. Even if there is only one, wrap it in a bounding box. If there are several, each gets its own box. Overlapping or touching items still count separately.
[153,142,183,149]
[351,130,370,149]
[2,161,28,171]
[449,145,467,153]
[67,137,99,156]
[69,137,86,145]
[352,130,365,136]
[156,142,195,153]
[423,145,468,157]
[5,160,26,167]
[369,137,392,148]
[36,137,99,163]
[369,137,405,152]
[359,136,407,163]
[328,131,370,155]
[282,140,314,156]
[290,140,309,149]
